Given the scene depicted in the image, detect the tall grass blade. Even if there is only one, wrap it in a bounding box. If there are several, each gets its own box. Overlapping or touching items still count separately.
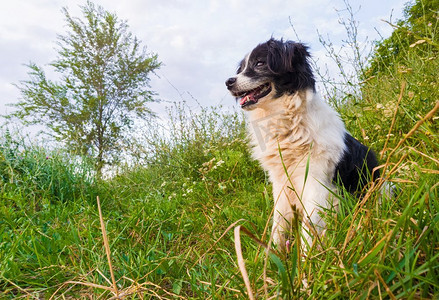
[97,196,119,297]
[234,225,255,300]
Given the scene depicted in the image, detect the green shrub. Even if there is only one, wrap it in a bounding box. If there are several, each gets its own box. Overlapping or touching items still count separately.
[0,129,95,206]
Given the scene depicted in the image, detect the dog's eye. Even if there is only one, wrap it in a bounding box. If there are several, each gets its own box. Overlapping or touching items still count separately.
[255,61,265,67]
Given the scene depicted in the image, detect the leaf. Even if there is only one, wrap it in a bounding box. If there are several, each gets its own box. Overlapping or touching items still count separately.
[172,279,183,295]
[409,39,426,47]
[270,253,289,296]
[357,231,392,267]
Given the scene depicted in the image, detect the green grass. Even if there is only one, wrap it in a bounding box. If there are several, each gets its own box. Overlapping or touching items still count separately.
[1,87,437,299]
[1,5,438,299]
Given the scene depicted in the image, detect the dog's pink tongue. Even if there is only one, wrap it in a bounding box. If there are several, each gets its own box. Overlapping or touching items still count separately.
[239,93,255,105]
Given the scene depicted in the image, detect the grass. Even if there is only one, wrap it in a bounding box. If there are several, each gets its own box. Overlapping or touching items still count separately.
[1,5,438,300]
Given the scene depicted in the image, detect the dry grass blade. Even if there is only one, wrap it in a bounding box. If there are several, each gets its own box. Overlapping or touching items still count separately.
[374,269,397,300]
[234,225,256,300]
[193,218,246,268]
[49,200,122,298]
[107,277,188,300]
[357,231,392,266]
[198,280,241,293]
[97,196,119,297]
[49,269,97,299]
[408,146,439,165]
[65,280,115,292]
[384,100,439,170]
[2,277,40,300]
[97,268,113,287]
[380,81,405,160]
[382,20,439,48]
[234,225,283,300]
[239,226,281,257]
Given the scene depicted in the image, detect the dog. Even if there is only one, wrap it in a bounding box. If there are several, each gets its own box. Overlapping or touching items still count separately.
[225,38,380,250]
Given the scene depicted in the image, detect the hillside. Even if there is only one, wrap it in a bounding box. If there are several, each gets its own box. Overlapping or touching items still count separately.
[1,1,438,298]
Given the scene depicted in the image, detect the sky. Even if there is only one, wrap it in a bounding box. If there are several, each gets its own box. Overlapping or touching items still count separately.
[0,0,406,126]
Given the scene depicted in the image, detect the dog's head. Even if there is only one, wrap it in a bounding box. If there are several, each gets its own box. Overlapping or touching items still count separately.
[225,38,315,110]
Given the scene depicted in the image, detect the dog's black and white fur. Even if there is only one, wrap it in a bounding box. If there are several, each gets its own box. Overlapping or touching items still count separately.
[226,38,379,249]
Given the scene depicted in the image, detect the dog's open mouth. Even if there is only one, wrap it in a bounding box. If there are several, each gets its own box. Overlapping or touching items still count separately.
[236,83,272,108]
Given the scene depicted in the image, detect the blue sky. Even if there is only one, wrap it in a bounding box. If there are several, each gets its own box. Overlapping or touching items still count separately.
[0,0,406,122]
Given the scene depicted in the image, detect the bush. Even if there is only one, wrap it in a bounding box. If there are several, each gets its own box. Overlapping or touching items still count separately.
[0,129,95,206]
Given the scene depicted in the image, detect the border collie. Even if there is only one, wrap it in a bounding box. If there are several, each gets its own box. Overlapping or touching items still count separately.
[225,38,379,250]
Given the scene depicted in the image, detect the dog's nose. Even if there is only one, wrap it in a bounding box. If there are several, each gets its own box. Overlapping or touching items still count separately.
[225,77,237,88]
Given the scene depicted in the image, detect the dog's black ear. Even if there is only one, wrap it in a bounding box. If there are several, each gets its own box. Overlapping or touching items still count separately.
[267,39,311,74]
[266,38,316,92]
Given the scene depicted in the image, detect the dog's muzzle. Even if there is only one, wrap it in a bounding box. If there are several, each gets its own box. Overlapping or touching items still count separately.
[225,77,272,108]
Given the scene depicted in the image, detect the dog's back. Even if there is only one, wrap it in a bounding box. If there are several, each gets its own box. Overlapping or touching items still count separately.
[334,133,380,195]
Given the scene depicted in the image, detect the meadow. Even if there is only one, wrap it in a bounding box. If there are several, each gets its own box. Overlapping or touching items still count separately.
[0,3,438,299]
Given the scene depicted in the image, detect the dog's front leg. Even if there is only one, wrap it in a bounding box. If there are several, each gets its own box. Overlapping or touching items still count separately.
[271,185,295,251]
[300,177,332,248]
